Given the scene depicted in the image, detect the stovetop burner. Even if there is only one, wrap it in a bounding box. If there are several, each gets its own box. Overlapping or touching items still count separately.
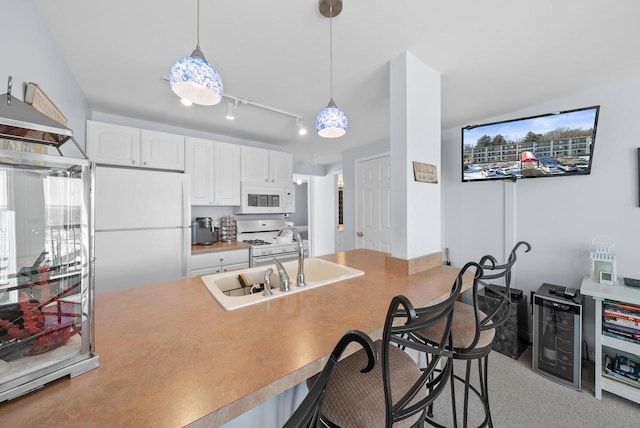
[243,239,272,246]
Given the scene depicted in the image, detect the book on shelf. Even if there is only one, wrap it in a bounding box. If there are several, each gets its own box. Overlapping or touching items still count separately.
[604,305,640,318]
[604,354,640,387]
[613,354,640,381]
[604,300,640,314]
[603,302,640,330]
[604,369,640,388]
[603,322,640,344]
[604,314,640,329]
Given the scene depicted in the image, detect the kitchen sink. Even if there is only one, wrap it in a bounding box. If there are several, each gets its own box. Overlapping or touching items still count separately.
[200,258,364,311]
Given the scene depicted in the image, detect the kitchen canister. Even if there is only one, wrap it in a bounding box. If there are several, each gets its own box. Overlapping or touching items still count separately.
[220,216,237,242]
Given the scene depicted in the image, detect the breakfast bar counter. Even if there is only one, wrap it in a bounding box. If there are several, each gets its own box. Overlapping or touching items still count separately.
[0,249,472,427]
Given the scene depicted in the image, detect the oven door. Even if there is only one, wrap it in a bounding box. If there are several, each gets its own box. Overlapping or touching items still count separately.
[251,251,300,267]
[235,186,284,214]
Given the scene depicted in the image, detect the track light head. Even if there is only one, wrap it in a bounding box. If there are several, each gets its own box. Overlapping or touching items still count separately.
[297,117,308,135]
[225,102,235,120]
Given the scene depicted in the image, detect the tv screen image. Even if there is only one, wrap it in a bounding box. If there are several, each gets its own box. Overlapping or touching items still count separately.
[461,106,599,182]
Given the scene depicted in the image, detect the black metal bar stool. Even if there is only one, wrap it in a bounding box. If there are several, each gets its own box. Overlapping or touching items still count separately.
[419,241,531,428]
[306,262,477,427]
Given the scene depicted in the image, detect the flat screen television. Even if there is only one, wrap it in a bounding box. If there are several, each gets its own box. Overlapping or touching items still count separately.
[462,106,599,182]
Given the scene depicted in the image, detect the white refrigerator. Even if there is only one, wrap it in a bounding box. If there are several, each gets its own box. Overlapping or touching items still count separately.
[94,166,191,293]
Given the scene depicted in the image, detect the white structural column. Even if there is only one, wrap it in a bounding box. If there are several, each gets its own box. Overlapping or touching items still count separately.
[389,51,441,260]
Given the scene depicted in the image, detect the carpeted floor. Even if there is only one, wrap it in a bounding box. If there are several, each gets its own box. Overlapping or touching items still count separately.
[427,346,639,428]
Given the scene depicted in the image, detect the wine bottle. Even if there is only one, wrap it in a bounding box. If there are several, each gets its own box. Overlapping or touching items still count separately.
[541,320,557,363]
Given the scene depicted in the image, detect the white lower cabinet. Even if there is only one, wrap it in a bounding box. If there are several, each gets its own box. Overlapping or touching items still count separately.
[190,249,249,277]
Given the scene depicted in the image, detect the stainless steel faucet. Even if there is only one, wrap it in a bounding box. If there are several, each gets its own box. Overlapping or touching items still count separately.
[263,268,274,296]
[280,225,306,288]
[273,259,290,292]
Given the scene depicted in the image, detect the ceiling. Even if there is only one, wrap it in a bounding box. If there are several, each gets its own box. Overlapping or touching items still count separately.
[33,0,640,166]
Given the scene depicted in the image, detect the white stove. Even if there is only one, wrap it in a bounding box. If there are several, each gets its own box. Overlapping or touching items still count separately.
[236,219,309,267]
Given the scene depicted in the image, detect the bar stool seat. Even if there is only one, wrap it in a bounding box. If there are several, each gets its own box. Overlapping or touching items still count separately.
[312,341,426,428]
[424,302,494,351]
[284,330,376,428]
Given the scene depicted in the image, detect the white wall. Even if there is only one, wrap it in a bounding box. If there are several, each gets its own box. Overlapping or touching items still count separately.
[390,51,441,260]
[443,75,640,355]
[0,0,90,147]
[308,174,336,257]
[289,182,308,227]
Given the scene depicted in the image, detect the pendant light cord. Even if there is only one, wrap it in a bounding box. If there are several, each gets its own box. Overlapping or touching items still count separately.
[329,4,334,100]
[196,0,201,50]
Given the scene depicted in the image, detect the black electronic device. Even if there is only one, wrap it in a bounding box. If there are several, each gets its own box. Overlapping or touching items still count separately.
[623,277,640,288]
[461,105,599,182]
[483,283,523,301]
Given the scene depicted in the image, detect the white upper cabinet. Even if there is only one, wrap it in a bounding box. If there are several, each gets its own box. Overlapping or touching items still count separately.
[185,137,240,206]
[269,150,294,186]
[185,137,214,205]
[240,146,292,186]
[140,130,185,171]
[214,141,241,206]
[240,146,270,184]
[87,121,185,171]
[87,120,141,167]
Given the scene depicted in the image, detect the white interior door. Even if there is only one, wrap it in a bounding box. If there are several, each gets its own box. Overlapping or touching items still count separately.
[355,155,392,252]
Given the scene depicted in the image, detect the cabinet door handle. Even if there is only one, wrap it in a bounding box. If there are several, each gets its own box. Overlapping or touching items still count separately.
[131,160,136,165]
[143,161,148,166]
[357,232,363,237]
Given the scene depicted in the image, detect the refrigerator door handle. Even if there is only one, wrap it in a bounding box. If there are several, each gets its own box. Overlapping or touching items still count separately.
[182,175,192,276]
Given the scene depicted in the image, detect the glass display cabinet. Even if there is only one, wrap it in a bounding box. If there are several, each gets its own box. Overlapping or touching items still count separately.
[0,80,98,401]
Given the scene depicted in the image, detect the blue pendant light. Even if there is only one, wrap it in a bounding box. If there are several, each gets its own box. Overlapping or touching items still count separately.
[169,0,223,106]
[316,0,348,138]
[316,98,347,138]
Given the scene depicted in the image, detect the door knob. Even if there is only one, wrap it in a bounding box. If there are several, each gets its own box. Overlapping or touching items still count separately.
[357,232,363,237]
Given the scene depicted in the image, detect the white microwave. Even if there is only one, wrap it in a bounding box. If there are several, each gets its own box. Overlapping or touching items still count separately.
[235,186,286,214]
